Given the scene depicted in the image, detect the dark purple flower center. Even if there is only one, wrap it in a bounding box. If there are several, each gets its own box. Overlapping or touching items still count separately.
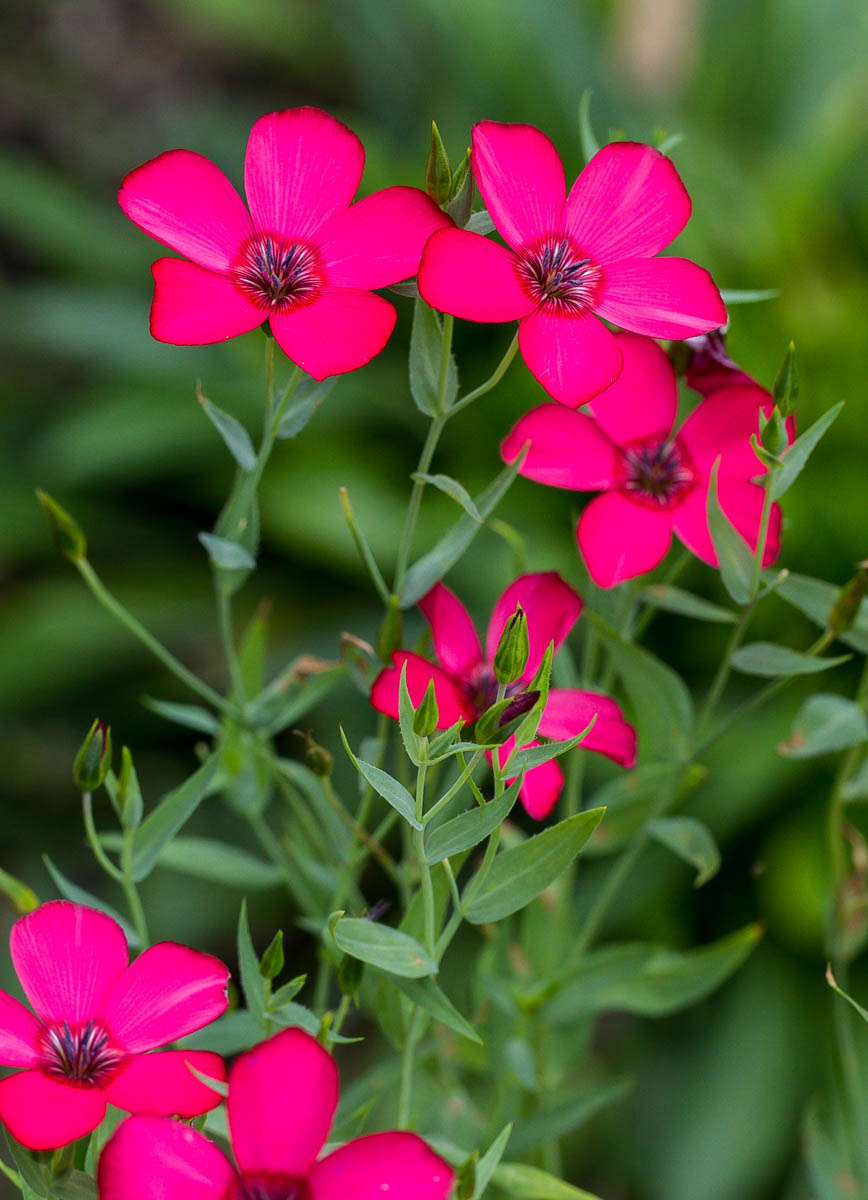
[234,235,323,310]
[515,236,602,314]
[40,1020,121,1086]
[235,1175,311,1200]
[463,664,531,715]
[619,435,695,508]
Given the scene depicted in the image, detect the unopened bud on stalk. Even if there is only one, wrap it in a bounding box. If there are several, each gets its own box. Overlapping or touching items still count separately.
[412,678,440,737]
[493,605,529,685]
[73,719,112,793]
[772,341,798,417]
[447,148,473,226]
[337,952,365,998]
[259,930,285,980]
[294,730,334,778]
[760,407,789,458]
[828,562,868,635]
[426,121,452,206]
[36,490,86,562]
[117,746,143,829]
[377,595,404,663]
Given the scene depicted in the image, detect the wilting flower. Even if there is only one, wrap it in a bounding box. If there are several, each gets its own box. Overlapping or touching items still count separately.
[97,1027,454,1200]
[0,901,229,1150]
[417,120,726,406]
[502,333,785,588]
[371,573,636,819]
[119,107,450,378]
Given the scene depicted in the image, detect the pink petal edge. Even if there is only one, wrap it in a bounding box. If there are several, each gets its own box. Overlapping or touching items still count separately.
[98,1116,235,1200]
[371,652,477,728]
[270,287,397,379]
[486,572,583,683]
[417,228,534,323]
[596,257,727,340]
[309,1131,454,1200]
[103,1050,227,1117]
[472,121,566,252]
[418,583,484,680]
[150,258,265,346]
[587,332,678,446]
[518,308,623,408]
[577,492,674,588]
[0,1069,107,1151]
[501,404,616,490]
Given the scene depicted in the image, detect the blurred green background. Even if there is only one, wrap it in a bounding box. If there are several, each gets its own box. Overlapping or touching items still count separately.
[1,1,867,1197]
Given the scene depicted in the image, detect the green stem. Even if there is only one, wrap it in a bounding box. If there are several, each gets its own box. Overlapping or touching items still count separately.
[434,314,455,416]
[75,557,239,719]
[81,792,124,884]
[397,1007,426,1127]
[415,755,436,955]
[393,414,447,595]
[0,1159,24,1191]
[320,773,400,882]
[423,750,484,824]
[750,483,775,600]
[217,588,246,701]
[450,331,519,415]
[332,993,352,1039]
[121,826,149,949]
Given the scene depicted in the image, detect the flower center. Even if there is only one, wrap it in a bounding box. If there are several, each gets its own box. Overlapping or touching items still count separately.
[234,235,324,311]
[619,435,695,508]
[464,665,531,716]
[515,236,602,314]
[40,1020,121,1086]
[236,1176,311,1200]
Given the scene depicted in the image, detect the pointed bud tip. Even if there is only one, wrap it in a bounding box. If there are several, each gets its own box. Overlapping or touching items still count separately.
[36,489,87,562]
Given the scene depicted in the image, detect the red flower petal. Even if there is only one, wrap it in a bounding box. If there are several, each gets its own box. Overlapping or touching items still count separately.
[417,228,533,322]
[150,258,265,345]
[538,689,637,768]
[678,384,775,480]
[118,149,254,272]
[228,1028,337,1179]
[595,257,727,339]
[0,1069,106,1151]
[418,583,484,680]
[496,740,565,821]
[518,309,623,407]
[587,333,678,446]
[10,901,127,1026]
[486,572,583,684]
[244,108,364,241]
[371,652,477,728]
[577,492,674,587]
[318,186,452,290]
[672,480,781,568]
[99,942,229,1053]
[309,1132,454,1200]
[103,1051,226,1117]
[0,990,42,1068]
[563,142,691,263]
[472,121,565,252]
[501,404,616,490]
[270,288,397,379]
[98,1116,234,1200]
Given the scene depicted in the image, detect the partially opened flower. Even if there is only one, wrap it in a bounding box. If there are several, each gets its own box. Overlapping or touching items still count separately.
[0,901,229,1150]
[502,332,784,588]
[119,107,451,378]
[418,121,726,406]
[97,1027,454,1200]
[371,573,636,819]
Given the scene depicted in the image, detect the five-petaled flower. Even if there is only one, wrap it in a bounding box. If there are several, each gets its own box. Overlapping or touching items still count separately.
[417,121,727,406]
[97,1026,454,1200]
[0,901,229,1150]
[119,106,451,378]
[502,333,786,588]
[370,573,636,819]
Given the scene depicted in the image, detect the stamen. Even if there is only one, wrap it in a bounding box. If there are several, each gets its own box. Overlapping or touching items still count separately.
[234,235,324,311]
[515,235,601,314]
[237,1177,311,1200]
[41,1020,121,1086]
[619,436,695,508]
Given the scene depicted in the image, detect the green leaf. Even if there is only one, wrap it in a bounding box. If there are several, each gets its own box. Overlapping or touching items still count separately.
[425,778,521,865]
[185,1061,230,1098]
[237,898,268,1028]
[472,1125,513,1200]
[639,585,737,624]
[332,917,437,978]
[772,571,868,655]
[770,401,844,500]
[506,727,593,773]
[507,1077,633,1155]
[141,695,221,734]
[493,1162,602,1200]
[389,975,481,1043]
[843,760,868,802]
[276,376,335,438]
[577,89,601,161]
[401,451,526,607]
[181,1008,265,1055]
[129,754,221,880]
[706,459,754,604]
[198,531,256,570]
[339,727,422,829]
[409,299,458,415]
[42,855,140,945]
[238,605,269,698]
[198,392,256,470]
[648,816,721,886]
[730,642,850,677]
[826,964,868,1025]
[802,1096,855,1200]
[546,925,763,1022]
[126,835,283,888]
[212,465,260,596]
[772,340,798,416]
[718,288,781,305]
[586,614,693,761]
[4,1131,56,1200]
[779,694,868,759]
[465,210,495,235]
[411,473,481,522]
[253,666,347,735]
[464,808,604,925]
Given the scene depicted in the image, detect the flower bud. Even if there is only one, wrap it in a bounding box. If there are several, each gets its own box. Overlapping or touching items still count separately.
[73,719,112,793]
[760,407,789,458]
[474,697,514,745]
[36,490,86,562]
[493,605,529,685]
[772,341,798,417]
[337,952,365,998]
[117,746,143,829]
[447,148,473,227]
[412,678,440,737]
[294,730,334,778]
[425,121,452,207]
[377,594,404,663]
[0,867,39,915]
[259,930,285,981]
[828,563,868,635]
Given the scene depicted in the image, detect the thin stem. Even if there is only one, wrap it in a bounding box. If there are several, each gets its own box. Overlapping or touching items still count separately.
[450,331,519,415]
[217,588,246,701]
[121,827,149,949]
[339,488,391,604]
[393,414,447,595]
[695,603,756,740]
[81,792,124,884]
[75,558,238,718]
[750,483,775,600]
[397,1007,426,1127]
[423,750,484,824]
[415,755,436,955]
[434,314,455,416]
[332,993,352,1039]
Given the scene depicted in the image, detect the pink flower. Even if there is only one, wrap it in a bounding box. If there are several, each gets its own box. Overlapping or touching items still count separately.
[97,1027,454,1200]
[119,107,451,378]
[417,121,726,407]
[370,573,636,819]
[501,333,784,588]
[0,901,229,1150]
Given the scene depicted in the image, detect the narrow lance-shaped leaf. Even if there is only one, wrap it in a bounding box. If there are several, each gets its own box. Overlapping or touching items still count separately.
[237,899,268,1029]
[388,975,482,1044]
[779,694,868,759]
[411,473,481,522]
[42,856,139,946]
[706,459,754,605]
[770,401,844,500]
[129,753,221,880]
[772,571,868,655]
[425,777,522,865]
[505,724,595,774]
[197,387,256,470]
[141,696,221,735]
[276,375,336,439]
[493,1162,603,1200]
[409,299,458,415]
[471,1124,513,1200]
[648,816,721,886]
[577,89,601,161]
[100,835,284,889]
[639,585,737,624]
[339,727,422,829]
[730,643,850,677]
[333,917,437,978]
[198,532,256,571]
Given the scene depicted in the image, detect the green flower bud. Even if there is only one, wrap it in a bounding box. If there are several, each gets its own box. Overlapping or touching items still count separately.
[447,148,473,227]
[0,867,39,915]
[426,121,452,206]
[118,746,143,829]
[493,604,529,685]
[337,952,365,998]
[36,490,86,562]
[294,729,334,778]
[412,678,440,737]
[474,697,515,745]
[73,719,112,793]
[377,594,404,663]
[760,406,789,458]
[259,930,285,980]
[772,341,798,417]
[828,563,868,635]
